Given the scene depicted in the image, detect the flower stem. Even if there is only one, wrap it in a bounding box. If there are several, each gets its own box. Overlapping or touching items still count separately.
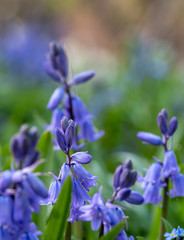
[65,222,72,240]
[159,178,169,240]
[99,223,104,239]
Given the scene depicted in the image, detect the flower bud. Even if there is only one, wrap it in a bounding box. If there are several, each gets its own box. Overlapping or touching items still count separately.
[69,70,95,86]
[55,128,67,153]
[168,117,178,137]
[47,87,65,110]
[157,113,167,134]
[115,188,131,201]
[137,132,163,146]
[125,191,144,205]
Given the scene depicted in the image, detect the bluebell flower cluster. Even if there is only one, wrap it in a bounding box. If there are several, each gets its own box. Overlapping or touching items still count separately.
[80,159,143,239]
[164,226,184,239]
[42,117,98,222]
[137,109,184,205]
[44,42,104,150]
[0,125,48,240]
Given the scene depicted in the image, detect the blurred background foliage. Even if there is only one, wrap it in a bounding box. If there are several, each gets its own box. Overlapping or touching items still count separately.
[1,0,184,239]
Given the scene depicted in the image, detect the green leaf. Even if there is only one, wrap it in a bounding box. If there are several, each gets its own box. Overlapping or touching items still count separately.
[37,131,52,157]
[161,217,173,233]
[99,222,124,240]
[32,130,54,232]
[42,175,72,240]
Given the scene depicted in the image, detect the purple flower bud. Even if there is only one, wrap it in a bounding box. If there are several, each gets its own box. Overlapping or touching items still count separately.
[55,128,67,153]
[69,70,95,86]
[125,191,144,205]
[61,116,69,133]
[71,152,92,164]
[120,169,137,188]
[26,173,48,199]
[64,121,76,148]
[49,42,68,79]
[115,188,131,201]
[23,151,40,167]
[168,117,178,137]
[123,159,133,170]
[0,170,12,192]
[47,87,65,110]
[137,131,163,146]
[161,109,169,123]
[113,165,122,190]
[157,113,167,134]
[163,151,180,178]
[29,126,39,149]
[44,61,61,83]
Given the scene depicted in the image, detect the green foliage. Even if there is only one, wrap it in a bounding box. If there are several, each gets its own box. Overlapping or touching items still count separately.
[161,218,173,233]
[136,237,146,240]
[42,176,72,240]
[99,222,124,240]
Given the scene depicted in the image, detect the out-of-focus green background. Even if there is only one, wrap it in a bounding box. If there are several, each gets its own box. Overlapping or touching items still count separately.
[1,0,184,239]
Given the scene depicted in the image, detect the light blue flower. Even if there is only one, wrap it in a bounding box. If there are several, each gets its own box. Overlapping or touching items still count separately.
[164,228,178,240]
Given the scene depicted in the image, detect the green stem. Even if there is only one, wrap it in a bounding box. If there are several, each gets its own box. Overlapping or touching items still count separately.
[65,222,72,240]
[159,178,169,240]
[99,223,104,239]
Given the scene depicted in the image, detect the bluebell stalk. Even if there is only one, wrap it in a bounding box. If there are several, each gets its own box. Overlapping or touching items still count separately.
[0,125,48,240]
[137,109,182,240]
[42,117,98,224]
[79,159,144,240]
[44,42,104,151]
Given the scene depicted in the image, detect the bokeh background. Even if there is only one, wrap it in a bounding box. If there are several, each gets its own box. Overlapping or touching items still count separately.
[1,0,184,239]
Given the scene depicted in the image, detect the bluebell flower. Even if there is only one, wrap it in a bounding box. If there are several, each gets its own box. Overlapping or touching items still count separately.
[45,109,64,134]
[143,183,162,205]
[72,162,98,191]
[80,188,109,231]
[72,178,91,208]
[170,174,184,197]
[141,162,162,189]
[68,203,83,223]
[163,151,180,178]
[44,42,104,149]
[164,228,178,240]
